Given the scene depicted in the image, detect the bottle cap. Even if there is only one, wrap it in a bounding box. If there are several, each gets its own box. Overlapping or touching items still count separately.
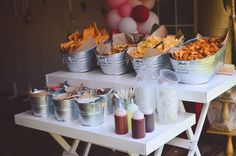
[127,99,139,111]
[142,108,154,115]
[132,111,144,120]
[115,108,127,116]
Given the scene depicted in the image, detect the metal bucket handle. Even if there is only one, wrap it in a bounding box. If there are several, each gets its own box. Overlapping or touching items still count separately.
[62,54,72,63]
[97,55,108,66]
[177,62,187,66]
[175,61,190,74]
[132,58,143,66]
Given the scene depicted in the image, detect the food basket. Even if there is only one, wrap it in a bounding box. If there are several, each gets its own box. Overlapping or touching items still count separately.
[75,96,105,126]
[130,49,172,74]
[96,33,131,75]
[96,50,130,75]
[52,93,79,122]
[169,37,226,84]
[127,33,184,75]
[60,23,110,73]
[62,46,97,72]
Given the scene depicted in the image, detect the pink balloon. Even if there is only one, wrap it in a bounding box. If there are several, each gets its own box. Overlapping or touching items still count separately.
[106,9,122,30]
[106,0,127,9]
[137,11,159,34]
[118,17,137,34]
[118,2,132,17]
[128,0,142,8]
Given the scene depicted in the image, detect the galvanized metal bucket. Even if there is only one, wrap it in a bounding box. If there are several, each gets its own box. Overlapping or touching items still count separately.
[96,50,130,75]
[169,38,226,84]
[30,90,54,117]
[132,52,172,74]
[53,95,78,122]
[62,46,97,72]
[75,96,104,126]
[97,89,114,115]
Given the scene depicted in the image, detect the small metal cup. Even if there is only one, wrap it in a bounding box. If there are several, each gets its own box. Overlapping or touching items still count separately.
[75,96,105,126]
[97,89,114,115]
[30,90,54,117]
[53,97,78,122]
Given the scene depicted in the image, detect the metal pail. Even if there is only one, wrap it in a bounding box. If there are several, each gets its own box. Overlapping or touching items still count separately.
[53,97,78,122]
[30,90,54,117]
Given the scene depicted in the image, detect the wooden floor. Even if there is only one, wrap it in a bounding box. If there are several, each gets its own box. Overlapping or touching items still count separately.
[1,92,234,156]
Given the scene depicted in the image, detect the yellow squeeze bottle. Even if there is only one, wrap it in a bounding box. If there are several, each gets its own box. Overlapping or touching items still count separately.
[127,99,139,131]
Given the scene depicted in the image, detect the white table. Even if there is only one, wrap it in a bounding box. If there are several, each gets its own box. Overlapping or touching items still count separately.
[15,70,236,155]
[15,111,195,156]
[45,70,236,156]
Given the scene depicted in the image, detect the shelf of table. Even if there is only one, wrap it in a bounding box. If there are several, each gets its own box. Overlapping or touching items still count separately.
[15,111,195,155]
[46,70,236,103]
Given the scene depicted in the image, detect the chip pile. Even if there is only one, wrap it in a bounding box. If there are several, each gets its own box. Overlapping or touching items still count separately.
[60,23,109,53]
[129,35,182,59]
[172,37,222,60]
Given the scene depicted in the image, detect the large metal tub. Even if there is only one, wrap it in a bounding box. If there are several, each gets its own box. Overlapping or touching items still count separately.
[170,38,226,84]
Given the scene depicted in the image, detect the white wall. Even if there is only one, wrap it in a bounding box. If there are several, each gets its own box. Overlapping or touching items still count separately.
[0,0,106,94]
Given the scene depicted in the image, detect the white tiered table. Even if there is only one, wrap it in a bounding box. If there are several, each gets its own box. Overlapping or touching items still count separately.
[15,70,236,156]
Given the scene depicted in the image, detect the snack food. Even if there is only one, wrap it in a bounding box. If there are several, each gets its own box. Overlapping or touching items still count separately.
[96,43,128,55]
[129,35,182,59]
[172,37,222,60]
[60,23,109,53]
[111,44,128,54]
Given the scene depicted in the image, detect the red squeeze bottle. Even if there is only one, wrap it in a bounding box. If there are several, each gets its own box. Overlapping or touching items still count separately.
[132,111,145,139]
[143,109,155,133]
[114,108,128,135]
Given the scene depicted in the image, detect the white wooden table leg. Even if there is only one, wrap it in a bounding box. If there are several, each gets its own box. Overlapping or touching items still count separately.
[154,145,164,156]
[187,149,195,156]
[50,133,71,151]
[195,147,201,156]
[62,151,78,156]
[82,142,92,156]
[186,102,210,156]
[179,101,209,156]
[49,133,79,156]
[70,139,80,154]
[187,140,200,156]
[194,102,210,141]
[179,101,195,139]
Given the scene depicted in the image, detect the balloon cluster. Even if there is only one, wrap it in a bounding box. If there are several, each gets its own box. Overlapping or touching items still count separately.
[106,0,159,35]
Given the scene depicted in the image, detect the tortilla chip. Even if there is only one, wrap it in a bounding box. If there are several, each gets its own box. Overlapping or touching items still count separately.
[60,23,110,53]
